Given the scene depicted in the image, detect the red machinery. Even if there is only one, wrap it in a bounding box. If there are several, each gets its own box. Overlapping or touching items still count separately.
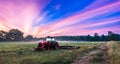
[36,36,59,51]
[35,36,80,51]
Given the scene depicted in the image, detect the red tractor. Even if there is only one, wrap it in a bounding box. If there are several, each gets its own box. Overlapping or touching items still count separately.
[35,36,80,51]
[36,36,59,51]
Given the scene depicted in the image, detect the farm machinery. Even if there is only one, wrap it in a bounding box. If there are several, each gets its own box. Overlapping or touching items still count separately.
[35,36,79,51]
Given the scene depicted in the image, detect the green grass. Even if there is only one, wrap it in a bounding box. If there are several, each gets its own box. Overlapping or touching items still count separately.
[0,41,100,64]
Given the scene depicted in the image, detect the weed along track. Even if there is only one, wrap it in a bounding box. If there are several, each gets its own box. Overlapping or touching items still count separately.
[72,42,110,64]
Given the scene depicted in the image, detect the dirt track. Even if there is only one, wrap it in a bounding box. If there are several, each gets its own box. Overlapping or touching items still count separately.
[72,42,110,64]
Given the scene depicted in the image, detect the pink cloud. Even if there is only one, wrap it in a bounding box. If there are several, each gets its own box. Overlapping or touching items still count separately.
[35,17,120,37]
[0,0,50,36]
[0,0,120,37]
[51,26,120,36]
[50,1,120,29]
[36,1,120,30]
[34,1,120,37]
[54,19,120,34]
[81,0,116,12]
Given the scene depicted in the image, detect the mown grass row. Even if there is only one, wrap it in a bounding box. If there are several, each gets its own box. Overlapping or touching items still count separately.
[0,42,100,64]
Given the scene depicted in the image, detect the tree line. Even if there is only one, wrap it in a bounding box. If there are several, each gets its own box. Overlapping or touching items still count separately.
[55,31,120,41]
[0,29,120,42]
[0,29,40,42]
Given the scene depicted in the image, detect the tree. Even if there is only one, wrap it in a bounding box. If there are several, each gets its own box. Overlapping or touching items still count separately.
[107,31,120,41]
[108,31,114,36]
[25,35,33,41]
[0,30,8,41]
[100,34,105,41]
[93,33,100,41]
[85,35,93,41]
[6,29,24,41]
[111,34,120,41]
[108,31,113,41]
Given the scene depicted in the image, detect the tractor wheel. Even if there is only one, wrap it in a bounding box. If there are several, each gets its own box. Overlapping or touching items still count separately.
[55,42,59,49]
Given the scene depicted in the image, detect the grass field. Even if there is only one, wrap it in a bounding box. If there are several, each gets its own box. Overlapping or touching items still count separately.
[108,41,120,64]
[0,41,120,64]
[0,41,100,64]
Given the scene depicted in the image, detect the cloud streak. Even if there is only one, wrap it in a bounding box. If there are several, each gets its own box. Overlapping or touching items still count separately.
[0,0,50,35]
[37,17,120,37]
[34,1,120,37]
[0,0,120,37]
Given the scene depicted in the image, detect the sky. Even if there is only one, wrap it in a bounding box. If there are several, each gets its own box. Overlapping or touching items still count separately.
[0,0,120,37]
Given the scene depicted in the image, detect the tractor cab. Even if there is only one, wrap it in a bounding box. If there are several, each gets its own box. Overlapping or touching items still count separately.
[46,36,56,46]
[46,36,55,42]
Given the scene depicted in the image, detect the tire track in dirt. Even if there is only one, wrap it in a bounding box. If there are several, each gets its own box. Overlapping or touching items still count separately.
[72,42,110,64]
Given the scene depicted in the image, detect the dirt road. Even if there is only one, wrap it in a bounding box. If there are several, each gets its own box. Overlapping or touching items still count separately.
[72,42,110,64]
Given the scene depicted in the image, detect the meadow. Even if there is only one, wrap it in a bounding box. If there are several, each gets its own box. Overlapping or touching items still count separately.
[0,41,99,64]
[0,41,119,64]
[108,41,120,64]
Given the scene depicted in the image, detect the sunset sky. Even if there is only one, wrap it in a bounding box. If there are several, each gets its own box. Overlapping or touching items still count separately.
[0,0,120,37]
